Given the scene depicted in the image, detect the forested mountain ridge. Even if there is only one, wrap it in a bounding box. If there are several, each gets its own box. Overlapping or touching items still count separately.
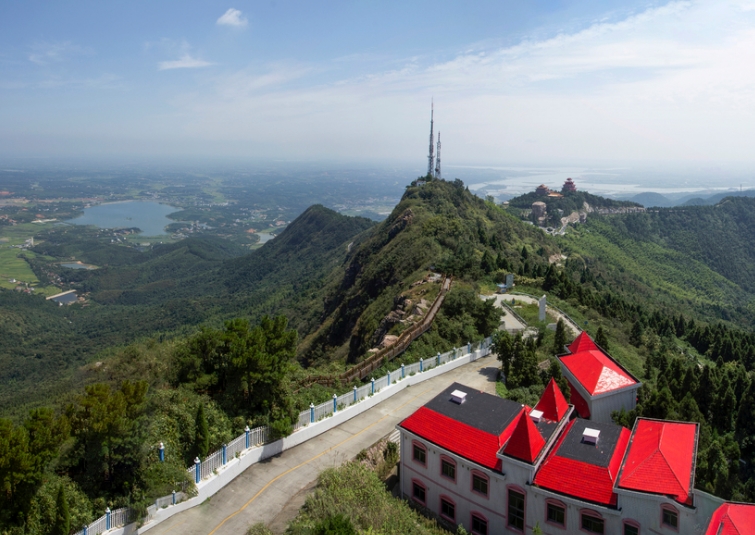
[1,205,374,414]
[559,196,755,323]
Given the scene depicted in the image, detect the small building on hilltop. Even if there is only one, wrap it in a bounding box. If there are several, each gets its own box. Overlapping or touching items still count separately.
[557,332,642,423]
[562,177,577,193]
[536,184,550,196]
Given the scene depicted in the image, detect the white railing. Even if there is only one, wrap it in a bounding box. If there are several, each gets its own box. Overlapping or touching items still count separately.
[73,337,492,535]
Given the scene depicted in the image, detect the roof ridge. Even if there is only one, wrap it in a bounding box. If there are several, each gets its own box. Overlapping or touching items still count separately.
[657,424,688,492]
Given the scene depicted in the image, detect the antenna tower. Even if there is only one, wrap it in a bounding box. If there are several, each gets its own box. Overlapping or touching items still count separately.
[427,100,434,177]
[434,132,441,179]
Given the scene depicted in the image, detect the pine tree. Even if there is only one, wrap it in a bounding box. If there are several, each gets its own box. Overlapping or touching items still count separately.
[630,320,644,347]
[521,245,529,260]
[194,403,210,459]
[553,319,567,355]
[52,483,70,535]
[595,326,609,352]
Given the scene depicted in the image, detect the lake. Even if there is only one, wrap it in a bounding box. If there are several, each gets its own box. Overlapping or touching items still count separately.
[66,201,180,236]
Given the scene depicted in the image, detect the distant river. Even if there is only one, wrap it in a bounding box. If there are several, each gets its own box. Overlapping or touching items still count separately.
[66,201,180,237]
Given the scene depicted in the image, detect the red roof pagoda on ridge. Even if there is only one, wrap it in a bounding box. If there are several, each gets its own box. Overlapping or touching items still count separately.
[535,378,569,422]
[503,411,547,464]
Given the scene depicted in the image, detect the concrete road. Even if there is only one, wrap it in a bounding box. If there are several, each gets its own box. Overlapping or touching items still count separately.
[504,293,581,337]
[144,354,500,535]
[484,294,528,333]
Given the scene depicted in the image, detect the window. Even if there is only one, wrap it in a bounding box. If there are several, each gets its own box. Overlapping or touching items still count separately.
[441,458,456,481]
[412,443,426,465]
[507,489,525,531]
[440,497,455,522]
[662,506,678,529]
[471,513,488,535]
[581,513,605,534]
[472,472,488,497]
[623,522,640,535]
[412,481,426,504]
[547,502,565,526]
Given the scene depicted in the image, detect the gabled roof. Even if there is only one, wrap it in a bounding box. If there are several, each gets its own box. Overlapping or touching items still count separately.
[533,419,631,507]
[617,418,698,504]
[535,378,569,422]
[503,411,546,464]
[568,331,598,353]
[559,343,638,396]
[705,503,755,535]
[400,406,509,470]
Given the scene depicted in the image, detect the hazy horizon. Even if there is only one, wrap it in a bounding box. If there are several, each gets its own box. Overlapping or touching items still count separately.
[3,1,755,174]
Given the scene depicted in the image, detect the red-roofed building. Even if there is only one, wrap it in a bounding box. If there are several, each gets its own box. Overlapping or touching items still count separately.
[558,332,642,423]
[705,503,755,535]
[397,377,730,535]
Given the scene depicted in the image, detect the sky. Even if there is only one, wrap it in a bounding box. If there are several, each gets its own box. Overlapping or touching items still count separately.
[2,1,755,170]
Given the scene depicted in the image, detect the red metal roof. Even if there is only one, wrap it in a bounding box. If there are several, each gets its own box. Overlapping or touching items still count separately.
[535,378,569,422]
[567,379,591,418]
[568,331,597,353]
[617,419,697,504]
[560,348,637,395]
[399,406,522,470]
[533,420,631,507]
[705,503,755,535]
[503,411,546,464]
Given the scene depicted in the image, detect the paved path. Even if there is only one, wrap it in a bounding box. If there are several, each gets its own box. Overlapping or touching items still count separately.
[485,294,528,333]
[144,354,500,535]
[504,293,581,337]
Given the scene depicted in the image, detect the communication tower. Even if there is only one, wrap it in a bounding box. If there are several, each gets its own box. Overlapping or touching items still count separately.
[434,132,441,179]
[427,101,434,177]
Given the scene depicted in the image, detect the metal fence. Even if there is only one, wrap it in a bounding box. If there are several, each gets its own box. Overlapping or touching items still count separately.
[72,337,492,535]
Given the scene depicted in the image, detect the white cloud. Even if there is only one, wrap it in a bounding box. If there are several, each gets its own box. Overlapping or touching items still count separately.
[29,41,88,65]
[217,8,248,27]
[158,54,213,71]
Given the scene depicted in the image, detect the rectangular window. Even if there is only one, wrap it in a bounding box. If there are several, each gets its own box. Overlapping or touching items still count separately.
[581,514,605,534]
[413,444,426,465]
[441,459,456,481]
[507,489,525,531]
[472,515,488,535]
[547,503,565,526]
[624,524,639,535]
[441,498,455,521]
[472,474,488,496]
[412,482,425,504]
[662,509,678,529]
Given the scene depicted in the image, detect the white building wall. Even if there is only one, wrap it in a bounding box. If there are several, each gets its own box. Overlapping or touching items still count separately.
[590,387,638,424]
[400,430,513,535]
[617,490,705,535]
[529,486,623,535]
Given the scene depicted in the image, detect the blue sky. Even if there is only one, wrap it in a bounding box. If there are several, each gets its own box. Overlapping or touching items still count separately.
[2,1,755,167]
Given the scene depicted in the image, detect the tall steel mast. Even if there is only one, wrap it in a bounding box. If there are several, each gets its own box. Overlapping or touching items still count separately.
[427,100,434,177]
[434,132,441,179]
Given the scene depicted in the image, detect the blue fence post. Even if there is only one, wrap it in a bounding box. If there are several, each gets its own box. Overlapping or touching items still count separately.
[245,425,250,449]
[468,341,471,354]
[437,352,440,366]
[453,347,457,359]
[106,508,111,530]
[310,403,315,423]
[83,525,88,535]
[420,358,423,372]
[401,363,405,378]
[371,377,375,395]
[172,490,176,506]
[387,371,391,386]
[222,444,227,465]
[333,394,338,413]
[158,442,165,462]
[353,386,357,403]
[194,457,201,484]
